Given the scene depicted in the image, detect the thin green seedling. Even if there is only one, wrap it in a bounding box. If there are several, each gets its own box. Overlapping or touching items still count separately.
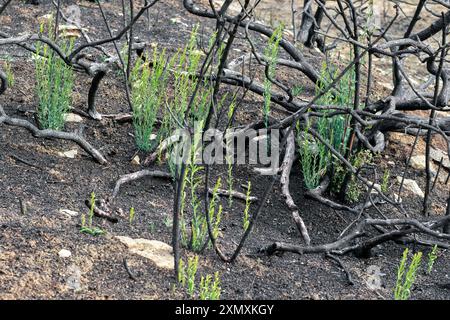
[129,207,135,225]
[427,245,438,274]
[394,248,422,300]
[292,85,303,97]
[297,119,329,189]
[2,60,14,87]
[243,180,252,231]
[262,24,283,127]
[381,169,390,194]
[199,271,221,300]
[186,255,199,297]
[80,192,105,236]
[163,215,173,228]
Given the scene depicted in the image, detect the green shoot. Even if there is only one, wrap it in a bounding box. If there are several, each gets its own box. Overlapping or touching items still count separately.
[129,207,135,225]
[186,255,199,297]
[243,181,252,231]
[262,24,283,127]
[34,22,74,130]
[2,60,14,87]
[381,169,390,194]
[80,192,105,236]
[199,271,221,300]
[297,119,329,189]
[394,248,422,300]
[427,245,438,274]
[292,85,303,97]
[178,255,221,300]
[131,48,170,152]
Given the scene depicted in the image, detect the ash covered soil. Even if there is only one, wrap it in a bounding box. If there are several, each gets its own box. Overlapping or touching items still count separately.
[0,0,449,300]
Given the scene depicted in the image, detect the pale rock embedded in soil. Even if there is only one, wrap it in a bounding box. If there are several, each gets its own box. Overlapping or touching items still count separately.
[396,177,425,198]
[115,236,174,270]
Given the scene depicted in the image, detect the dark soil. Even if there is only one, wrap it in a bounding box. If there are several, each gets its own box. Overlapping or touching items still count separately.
[0,0,449,300]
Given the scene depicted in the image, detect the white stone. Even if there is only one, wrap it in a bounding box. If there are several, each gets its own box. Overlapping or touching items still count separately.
[396,177,425,198]
[430,148,450,170]
[58,149,78,159]
[115,236,174,270]
[59,209,79,217]
[58,249,72,258]
[64,113,83,123]
[131,155,140,165]
[410,155,427,170]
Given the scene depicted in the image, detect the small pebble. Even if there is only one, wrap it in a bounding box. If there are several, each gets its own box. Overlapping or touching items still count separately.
[58,249,72,258]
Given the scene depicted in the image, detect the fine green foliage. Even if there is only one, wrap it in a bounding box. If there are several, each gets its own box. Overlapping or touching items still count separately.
[315,61,354,155]
[208,178,223,242]
[180,129,204,250]
[225,99,236,208]
[243,180,252,231]
[297,60,357,190]
[199,271,221,300]
[2,60,14,87]
[297,119,329,189]
[80,192,105,236]
[394,248,422,300]
[186,255,199,297]
[129,207,135,225]
[331,150,372,202]
[130,48,171,152]
[381,169,390,193]
[344,150,373,203]
[178,255,221,300]
[177,255,199,297]
[292,85,303,97]
[163,215,173,228]
[180,163,222,251]
[427,245,438,274]
[262,24,283,127]
[164,25,211,129]
[34,23,74,130]
[179,123,222,252]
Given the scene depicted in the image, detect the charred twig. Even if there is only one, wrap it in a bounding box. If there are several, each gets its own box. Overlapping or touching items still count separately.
[325,252,354,285]
[280,129,311,245]
[0,106,107,164]
[123,258,137,281]
[208,188,258,202]
[111,169,172,199]
[84,199,118,223]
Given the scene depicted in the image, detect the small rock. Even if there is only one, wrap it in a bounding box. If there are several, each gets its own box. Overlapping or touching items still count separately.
[49,169,65,181]
[58,25,82,39]
[59,209,79,217]
[396,177,424,198]
[58,249,72,258]
[58,149,78,159]
[309,293,321,300]
[410,155,426,170]
[430,148,450,170]
[409,155,436,171]
[64,113,83,123]
[131,155,140,165]
[66,264,82,291]
[115,236,174,270]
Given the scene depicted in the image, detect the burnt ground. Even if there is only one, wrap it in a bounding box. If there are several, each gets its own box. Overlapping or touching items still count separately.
[0,0,450,300]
